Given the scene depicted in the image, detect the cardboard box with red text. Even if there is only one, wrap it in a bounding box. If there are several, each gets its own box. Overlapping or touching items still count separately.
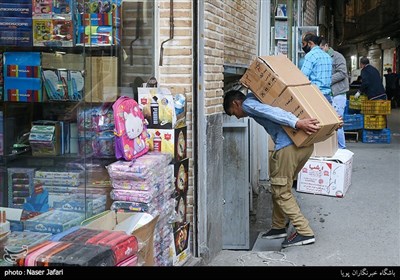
[297,149,354,197]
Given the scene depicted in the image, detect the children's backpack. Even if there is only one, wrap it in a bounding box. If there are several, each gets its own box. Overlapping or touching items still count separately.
[113,96,149,161]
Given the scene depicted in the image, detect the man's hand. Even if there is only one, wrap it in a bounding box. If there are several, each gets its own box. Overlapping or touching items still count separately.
[295,118,320,135]
[354,91,361,99]
[337,115,344,130]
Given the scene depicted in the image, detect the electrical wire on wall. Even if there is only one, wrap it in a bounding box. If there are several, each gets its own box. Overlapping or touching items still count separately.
[130,2,143,66]
[159,0,174,66]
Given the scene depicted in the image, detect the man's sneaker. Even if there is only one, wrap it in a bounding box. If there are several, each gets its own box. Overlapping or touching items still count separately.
[281,232,315,248]
[261,228,287,239]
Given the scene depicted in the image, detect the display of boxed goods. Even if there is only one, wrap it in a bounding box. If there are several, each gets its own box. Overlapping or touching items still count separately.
[42,68,84,101]
[0,3,32,18]
[362,128,391,144]
[24,209,85,234]
[0,231,52,251]
[311,131,338,157]
[343,113,364,131]
[75,0,121,46]
[170,222,191,266]
[29,121,61,156]
[138,87,186,129]
[32,0,52,18]
[297,149,354,197]
[240,55,341,147]
[3,52,42,101]
[53,193,106,216]
[363,115,387,130]
[83,211,159,266]
[0,17,32,47]
[32,18,74,47]
[77,104,115,157]
[0,29,32,47]
[7,168,35,209]
[147,126,187,163]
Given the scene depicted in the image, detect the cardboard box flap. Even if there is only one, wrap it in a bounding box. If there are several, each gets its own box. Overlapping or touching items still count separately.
[0,207,23,221]
[258,55,310,86]
[310,148,354,162]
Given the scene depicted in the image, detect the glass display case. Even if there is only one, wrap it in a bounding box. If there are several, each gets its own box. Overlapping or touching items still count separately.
[0,0,156,228]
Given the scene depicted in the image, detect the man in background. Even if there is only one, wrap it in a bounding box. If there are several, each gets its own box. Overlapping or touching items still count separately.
[355,57,387,100]
[319,37,348,149]
[384,68,399,108]
[300,33,333,104]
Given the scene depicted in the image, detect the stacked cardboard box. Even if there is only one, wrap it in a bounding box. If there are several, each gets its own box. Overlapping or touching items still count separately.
[240,55,341,147]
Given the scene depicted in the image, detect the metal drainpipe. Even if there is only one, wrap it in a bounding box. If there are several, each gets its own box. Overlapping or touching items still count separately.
[129,2,142,66]
[159,0,174,66]
[287,0,293,60]
[192,0,199,258]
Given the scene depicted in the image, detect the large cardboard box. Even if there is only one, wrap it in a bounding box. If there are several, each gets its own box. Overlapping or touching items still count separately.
[312,131,338,157]
[269,132,337,158]
[297,149,354,197]
[240,55,310,103]
[146,126,187,163]
[278,85,340,146]
[85,56,118,103]
[240,55,341,147]
[83,211,158,266]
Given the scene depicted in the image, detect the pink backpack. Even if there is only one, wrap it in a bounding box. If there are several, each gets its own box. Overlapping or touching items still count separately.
[113,96,149,161]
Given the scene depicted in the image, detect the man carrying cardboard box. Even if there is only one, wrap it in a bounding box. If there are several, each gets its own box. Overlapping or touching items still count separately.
[224,90,321,248]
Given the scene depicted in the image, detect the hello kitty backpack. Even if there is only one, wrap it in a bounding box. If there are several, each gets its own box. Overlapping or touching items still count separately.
[113,96,149,161]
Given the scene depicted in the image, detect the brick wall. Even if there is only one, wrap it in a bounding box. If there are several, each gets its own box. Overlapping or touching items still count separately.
[203,0,258,115]
[157,0,195,225]
[157,0,259,239]
[223,0,258,67]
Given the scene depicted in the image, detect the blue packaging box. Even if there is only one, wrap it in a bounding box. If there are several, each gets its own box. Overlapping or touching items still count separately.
[4,52,41,69]
[24,210,85,234]
[4,77,42,102]
[0,0,31,3]
[0,29,32,47]
[0,17,31,30]
[0,3,32,17]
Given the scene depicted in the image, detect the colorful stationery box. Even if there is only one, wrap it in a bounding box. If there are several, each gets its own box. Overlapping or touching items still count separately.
[24,210,85,234]
[0,3,32,17]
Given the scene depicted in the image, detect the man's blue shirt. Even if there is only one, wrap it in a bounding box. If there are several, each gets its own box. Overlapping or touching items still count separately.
[242,93,298,150]
[301,46,332,96]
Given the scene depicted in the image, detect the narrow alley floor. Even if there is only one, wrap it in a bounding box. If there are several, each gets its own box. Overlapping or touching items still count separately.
[209,107,400,266]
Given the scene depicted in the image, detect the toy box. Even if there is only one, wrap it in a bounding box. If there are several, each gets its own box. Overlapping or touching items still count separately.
[29,121,61,156]
[138,87,186,129]
[146,126,187,163]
